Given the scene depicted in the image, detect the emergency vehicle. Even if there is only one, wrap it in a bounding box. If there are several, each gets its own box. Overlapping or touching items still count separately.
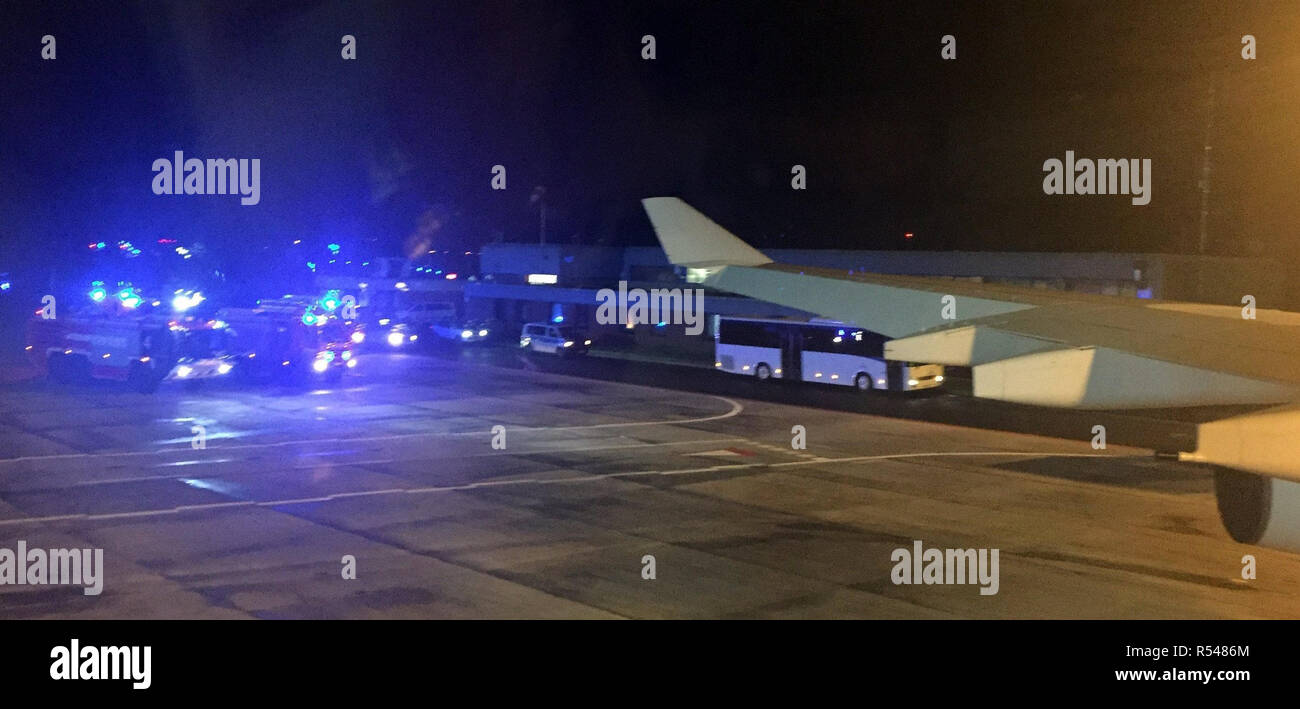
[216,293,358,384]
[25,284,238,393]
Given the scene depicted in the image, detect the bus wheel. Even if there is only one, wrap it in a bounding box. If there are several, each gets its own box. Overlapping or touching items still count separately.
[755,363,772,380]
[854,373,873,391]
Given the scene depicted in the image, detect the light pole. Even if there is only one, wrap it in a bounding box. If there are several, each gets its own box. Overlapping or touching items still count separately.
[530,185,547,245]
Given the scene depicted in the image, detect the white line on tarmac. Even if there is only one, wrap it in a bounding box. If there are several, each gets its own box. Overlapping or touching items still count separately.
[26,437,750,488]
[0,396,744,466]
[0,450,1135,527]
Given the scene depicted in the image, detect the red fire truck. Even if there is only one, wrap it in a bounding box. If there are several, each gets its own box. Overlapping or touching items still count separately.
[25,286,238,393]
[215,295,358,384]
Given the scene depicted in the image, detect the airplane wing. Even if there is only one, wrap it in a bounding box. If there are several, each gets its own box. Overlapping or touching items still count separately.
[642,197,1300,541]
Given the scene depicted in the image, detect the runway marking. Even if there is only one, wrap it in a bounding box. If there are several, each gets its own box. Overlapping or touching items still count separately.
[12,437,749,488]
[0,450,1136,527]
[0,396,744,467]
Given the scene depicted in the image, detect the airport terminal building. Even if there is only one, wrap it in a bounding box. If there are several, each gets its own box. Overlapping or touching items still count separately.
[456,244,1288,348]
[319,244,1289,359]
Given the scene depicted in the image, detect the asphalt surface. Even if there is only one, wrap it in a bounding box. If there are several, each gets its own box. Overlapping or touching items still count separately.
[0,346,1297,619]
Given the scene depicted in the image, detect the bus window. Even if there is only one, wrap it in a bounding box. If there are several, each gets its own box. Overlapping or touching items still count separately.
[718,319,781,348]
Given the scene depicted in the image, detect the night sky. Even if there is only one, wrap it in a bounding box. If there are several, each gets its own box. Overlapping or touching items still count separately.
[3,0,1298,285]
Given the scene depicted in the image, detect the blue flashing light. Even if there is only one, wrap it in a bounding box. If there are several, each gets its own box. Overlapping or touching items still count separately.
[552,315,564,323]
[1136,288,1153,299]
[327,243,341,253]
[656,321,667,327]
[95,242,106,250]
[172,290,204,312]
[118,288,142,309]
[0,281,10,291]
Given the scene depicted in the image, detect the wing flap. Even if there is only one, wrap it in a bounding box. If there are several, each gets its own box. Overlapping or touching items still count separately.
[973,347,1296,408]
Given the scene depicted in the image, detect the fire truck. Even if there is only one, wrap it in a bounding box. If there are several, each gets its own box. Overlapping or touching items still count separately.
[25,284,238,393]
[215,294,358,384]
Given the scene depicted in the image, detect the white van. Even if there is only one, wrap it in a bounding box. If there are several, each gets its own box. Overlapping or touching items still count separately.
[520,322,590,355]
[394,301,456,328]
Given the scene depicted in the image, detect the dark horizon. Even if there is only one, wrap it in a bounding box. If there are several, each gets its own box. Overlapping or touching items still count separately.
[3,0,1298,283]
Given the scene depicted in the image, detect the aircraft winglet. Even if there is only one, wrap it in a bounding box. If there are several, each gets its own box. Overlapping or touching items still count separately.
[642,197,773,268]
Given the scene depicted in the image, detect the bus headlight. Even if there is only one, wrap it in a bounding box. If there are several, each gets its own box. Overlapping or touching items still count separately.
[312,359,329,373]
[346,358,358,368]
[907,378,919,387]
[351,331,365,344]
[387,331,404,347]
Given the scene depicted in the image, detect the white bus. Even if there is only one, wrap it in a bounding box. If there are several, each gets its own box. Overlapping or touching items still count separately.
[714,316,945,392]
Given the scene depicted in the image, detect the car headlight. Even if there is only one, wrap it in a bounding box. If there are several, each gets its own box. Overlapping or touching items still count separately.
[176,365,193,378]
[935,375,944,382]
[907,378,919,387]
[387,331,404,347]
[350,331,365,344]
[461,329,473,339]
[345,358,357,368]
[583,339,591,346]
[312,359,329,373]
[564,341,574,347]
[217,362,233,375]
[478,329,489,337]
